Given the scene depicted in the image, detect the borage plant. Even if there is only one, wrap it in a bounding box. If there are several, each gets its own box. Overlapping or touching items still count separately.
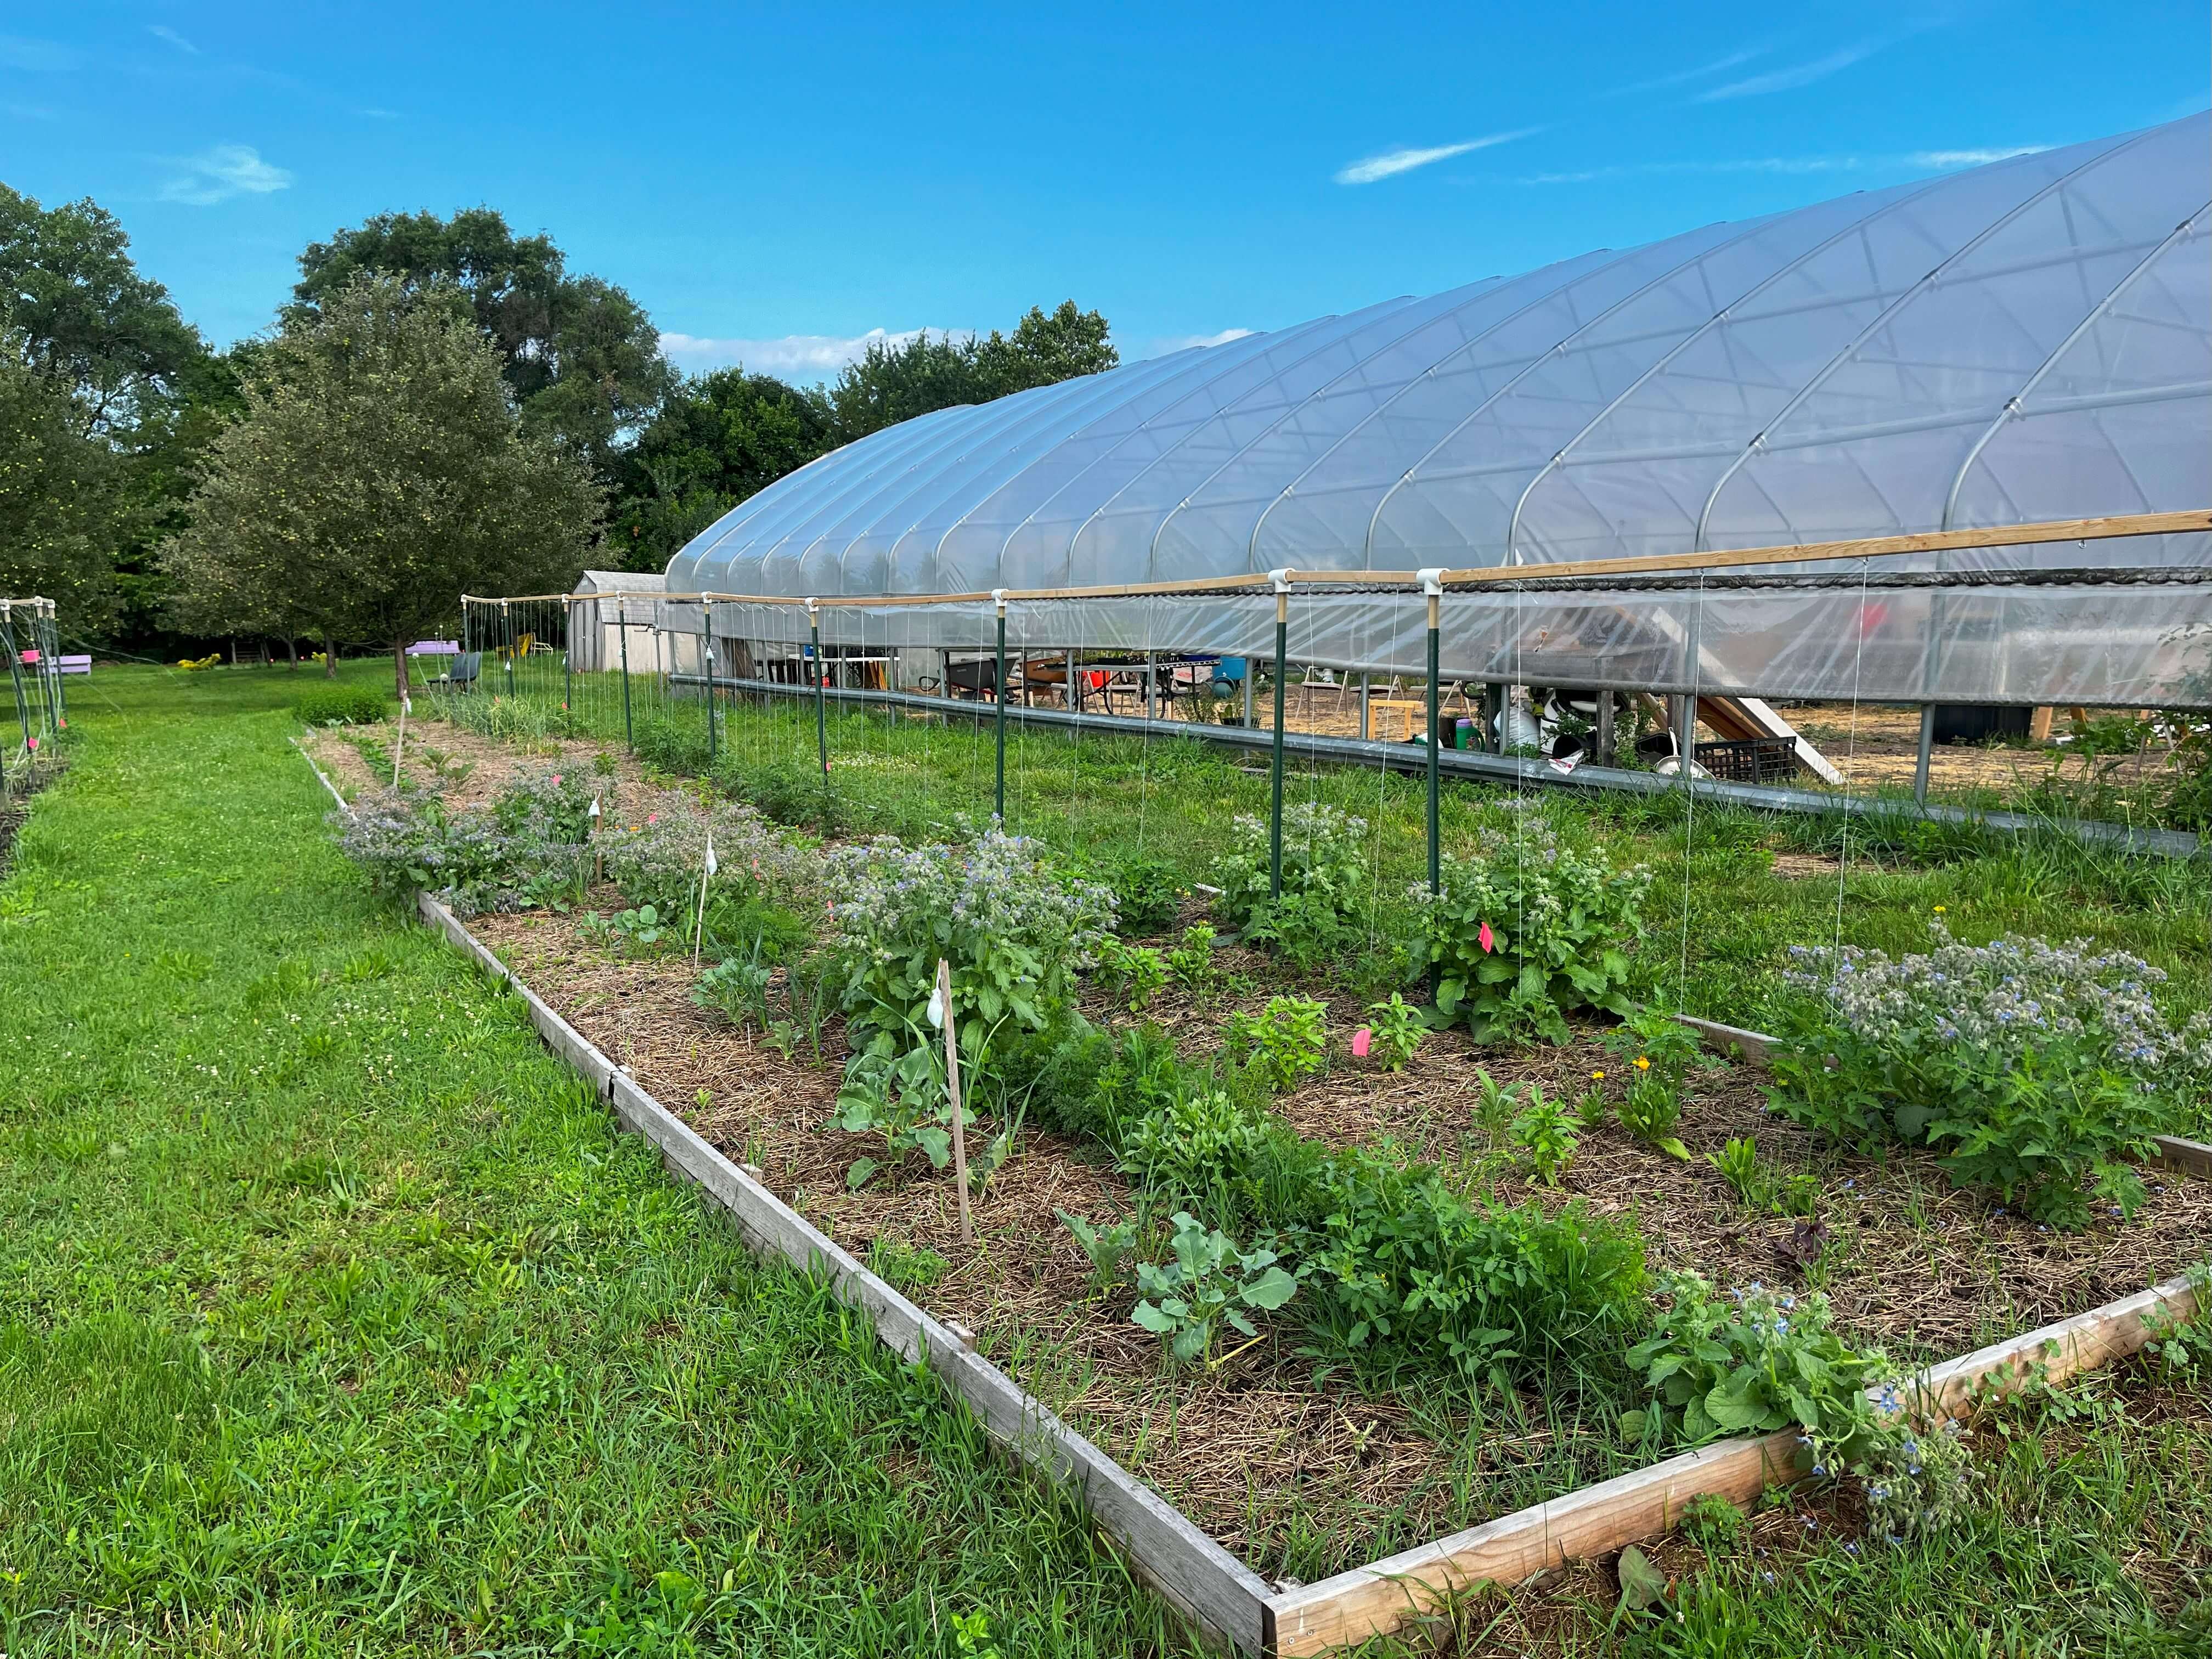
[1771,921,2204,1226]
[1412,818,1650,1043]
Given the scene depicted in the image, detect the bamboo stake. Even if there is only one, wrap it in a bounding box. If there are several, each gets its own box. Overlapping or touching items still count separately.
[936,957,973,1248]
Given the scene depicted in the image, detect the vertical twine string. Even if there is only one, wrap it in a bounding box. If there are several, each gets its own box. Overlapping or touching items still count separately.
[1833,556,1874,983]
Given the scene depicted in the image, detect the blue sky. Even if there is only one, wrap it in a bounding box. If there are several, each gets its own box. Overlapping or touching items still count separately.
[6,2,2207,379]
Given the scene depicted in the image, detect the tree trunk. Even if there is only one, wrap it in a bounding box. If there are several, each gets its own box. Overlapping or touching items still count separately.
[323,631,338,679]
[393,639,410,701]
[286,636,299,672]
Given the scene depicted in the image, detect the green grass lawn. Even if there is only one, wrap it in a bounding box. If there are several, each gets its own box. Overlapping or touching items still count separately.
[0,663,1174,1657]
[4,662,2208,1657]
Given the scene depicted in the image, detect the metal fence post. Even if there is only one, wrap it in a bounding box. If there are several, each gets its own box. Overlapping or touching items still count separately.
[1915,704,1936,803]
[993,590,1008,822]
[562,597,573,716]
[1268,571,1291,901]
[1421,572,1443,902]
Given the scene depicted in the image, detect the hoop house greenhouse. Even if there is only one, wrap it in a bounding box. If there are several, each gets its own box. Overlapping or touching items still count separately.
[659,113,2209,711]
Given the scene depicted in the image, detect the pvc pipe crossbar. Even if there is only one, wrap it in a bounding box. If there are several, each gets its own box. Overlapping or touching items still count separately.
[668,672,2204,859]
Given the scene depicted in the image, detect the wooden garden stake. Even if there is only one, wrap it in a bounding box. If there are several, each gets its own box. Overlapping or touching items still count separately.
[392,692,409,789]
[692,831,715,965]
[935,957,973,1248]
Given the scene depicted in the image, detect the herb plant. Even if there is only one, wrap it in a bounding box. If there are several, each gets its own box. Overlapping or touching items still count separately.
[1214,802,1368,964]
[1094,936,1168,1012]
[1510,1084,1583,1184]
[1131,1212,1298,1364]
[1361,993,1426,1071]
[1226,996,1328,1092]
[1057,1210,1142,1292]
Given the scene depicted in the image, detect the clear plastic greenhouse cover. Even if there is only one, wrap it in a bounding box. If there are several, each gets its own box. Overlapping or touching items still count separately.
[665,115,2212,705]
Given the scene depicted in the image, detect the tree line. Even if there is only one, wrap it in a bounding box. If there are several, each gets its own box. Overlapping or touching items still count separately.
[0,188,1116,667]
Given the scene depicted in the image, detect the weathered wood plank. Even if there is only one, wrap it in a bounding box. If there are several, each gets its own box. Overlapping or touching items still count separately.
[418,895,1273,1654]
[1267,1268,2203,1655]
[1266,1431,1799,1655]
[2152,1134,2212,1178]
[1671,1014,1779,1067]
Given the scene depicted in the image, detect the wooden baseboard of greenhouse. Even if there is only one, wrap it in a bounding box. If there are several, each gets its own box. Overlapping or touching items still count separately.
[415,894,1277,1654]
[419,896,2211,1658]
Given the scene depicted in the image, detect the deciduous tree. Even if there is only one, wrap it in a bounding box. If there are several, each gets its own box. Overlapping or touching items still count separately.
[165,274,602,692]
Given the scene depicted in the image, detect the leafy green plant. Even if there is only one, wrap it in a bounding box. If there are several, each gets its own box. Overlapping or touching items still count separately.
[833,1034,952,1188]
[1165,923,1223,997]
[1413,819,1650,1043]
[1104,854,1183,934]
[1094,936,1168,1012]
[823,826,1114,1062]
[1117,1088,1280,1218]
[1707,1136,1765,1208]
[866,1237,949,1291]
[1212,809,1362,946]
[1622,1274,1976,1539]
[296,684,390,725]
[1613,1060,1690,1159]
[1057,1210,1141,1291]
[1510,1084,1582,1184]
[1297,1148,1645,1387]
[1131,1211,1298,1364]
[693,955,774,1033]
[1772,924,2192,1226]
[606,903,665,948]
[1356,992,1426,1071]
[1472,1067,1523,1139]
[1226,996,1328,1093]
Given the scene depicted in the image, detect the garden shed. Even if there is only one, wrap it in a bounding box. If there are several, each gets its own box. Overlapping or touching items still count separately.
[567,569,675,675]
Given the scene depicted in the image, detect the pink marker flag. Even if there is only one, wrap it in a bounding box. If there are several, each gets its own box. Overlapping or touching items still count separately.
[1479,921,1494,953]
[1351,1027,1372,1059]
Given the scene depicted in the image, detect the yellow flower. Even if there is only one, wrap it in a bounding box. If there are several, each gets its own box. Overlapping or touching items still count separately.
[1635,1056,1651,1071]
[1933,904,1947,913]
[1590,1069,1605,1081]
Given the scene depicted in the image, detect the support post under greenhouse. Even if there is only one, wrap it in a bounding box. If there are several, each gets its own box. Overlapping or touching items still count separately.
[618,608,634,752]
[1268,573,1290,901]
[993,592,1008,822]
[809,602,830,783]
[1915,704,1936,803]
[704,601,716,765]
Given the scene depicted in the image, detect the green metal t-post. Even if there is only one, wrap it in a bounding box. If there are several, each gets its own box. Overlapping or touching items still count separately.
[809,602,830,782]
[562,597,573,718]
[993,591,1008,823]
[1268,573,1291,901]
[1425,584,1442,901]
[703,601,716,765]
[618,607,634,752]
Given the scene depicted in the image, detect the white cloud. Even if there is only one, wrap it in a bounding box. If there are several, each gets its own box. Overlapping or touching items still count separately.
[159,144,294,206]
[1521,145,2051,187]
[1908,145,2050,167]
[359,106,402,119]
[1697,42,1881,101]
[148,25,200,53]
[0,35,80,71]
[1335,126,1543,185]
[1146,328,1256,356]
[1610,46,1767,95]
[659,327,964,382]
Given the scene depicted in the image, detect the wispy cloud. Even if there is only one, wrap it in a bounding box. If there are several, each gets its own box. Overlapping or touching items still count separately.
[359,106,401,119]
[0,35,81,71]
[1521,144,2050,187]
[1697,42,1881,101]
[1610,46,1767,96]
[1143,328,1256,358]
[660,328,966,382]
[148,25,200,54]
[1336,126,1543,185]
[1908,145,2049,167]
[159,144,294,206]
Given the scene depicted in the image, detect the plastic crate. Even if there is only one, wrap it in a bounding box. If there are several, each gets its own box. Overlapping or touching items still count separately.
[1694,736,1799,783]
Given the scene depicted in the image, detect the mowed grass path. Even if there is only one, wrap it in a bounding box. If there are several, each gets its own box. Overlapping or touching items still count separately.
[0,665,1172,1656]
[4,665,2209,1658]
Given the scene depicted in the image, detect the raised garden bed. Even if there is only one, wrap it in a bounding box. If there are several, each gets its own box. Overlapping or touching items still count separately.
[302,722,2212,1654]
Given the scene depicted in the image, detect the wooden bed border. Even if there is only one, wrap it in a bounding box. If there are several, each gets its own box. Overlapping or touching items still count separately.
[417,894,1277,1652]
[412,888,2208,1656]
